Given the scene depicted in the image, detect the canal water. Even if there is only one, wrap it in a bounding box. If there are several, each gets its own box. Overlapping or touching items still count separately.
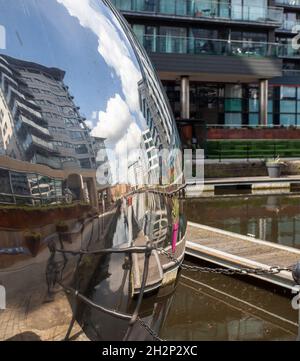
[161,267,298,341]
[184,194,300,249]
[159,195,300,341]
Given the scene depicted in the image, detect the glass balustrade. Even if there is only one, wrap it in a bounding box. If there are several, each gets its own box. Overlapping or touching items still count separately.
[142,35,279,58]
[279,19,300,31]
[112,0,283,24]
[275,0,300,6]
[278,43,300,58]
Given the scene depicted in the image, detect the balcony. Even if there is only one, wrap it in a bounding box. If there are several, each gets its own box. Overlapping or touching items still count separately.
[32,154,62,169]
[277,43,300,58]
[112,0,283,25]
[283,69,300,76]
[140,35,279,58]
[278,19,300,32]
[23,133,57,153]
[274,0,300,8]
[16,115,51,138]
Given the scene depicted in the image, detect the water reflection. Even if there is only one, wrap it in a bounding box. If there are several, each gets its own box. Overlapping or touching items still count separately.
[161,267,298,341]
[185,195,300,249]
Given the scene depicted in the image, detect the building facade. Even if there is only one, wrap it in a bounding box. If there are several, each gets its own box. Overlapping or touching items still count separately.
[113,0,300,158]
[0,55,99,169]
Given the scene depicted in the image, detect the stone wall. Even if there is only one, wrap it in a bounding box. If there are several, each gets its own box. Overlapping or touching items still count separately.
[205,161,267,179]
[205,160,300,179]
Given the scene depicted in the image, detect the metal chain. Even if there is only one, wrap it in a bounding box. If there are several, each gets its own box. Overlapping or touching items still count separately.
[137,317,165,342]
[158,248,292,275]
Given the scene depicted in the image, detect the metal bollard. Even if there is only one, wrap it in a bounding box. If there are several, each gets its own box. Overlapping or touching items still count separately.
[292,261,300,285]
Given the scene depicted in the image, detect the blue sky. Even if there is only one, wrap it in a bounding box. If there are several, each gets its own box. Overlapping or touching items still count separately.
[0,0,132,123]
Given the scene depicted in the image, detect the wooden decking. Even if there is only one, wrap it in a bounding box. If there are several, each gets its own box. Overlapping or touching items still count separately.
[186,222,300,290]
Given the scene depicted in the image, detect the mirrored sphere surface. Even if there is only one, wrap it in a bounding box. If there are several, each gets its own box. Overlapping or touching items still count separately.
[0,0,186,341]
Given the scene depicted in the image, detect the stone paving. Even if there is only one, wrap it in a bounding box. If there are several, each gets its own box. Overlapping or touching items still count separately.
[0,291,88,341]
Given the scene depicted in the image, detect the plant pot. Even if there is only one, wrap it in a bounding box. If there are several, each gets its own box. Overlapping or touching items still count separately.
[266,163,281,178]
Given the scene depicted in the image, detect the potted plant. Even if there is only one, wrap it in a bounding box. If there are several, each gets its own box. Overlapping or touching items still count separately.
[265,156,284,178]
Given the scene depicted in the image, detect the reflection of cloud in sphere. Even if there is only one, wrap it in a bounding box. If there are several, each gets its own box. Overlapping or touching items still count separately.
[91,94,133,144]
[57,0,141,113]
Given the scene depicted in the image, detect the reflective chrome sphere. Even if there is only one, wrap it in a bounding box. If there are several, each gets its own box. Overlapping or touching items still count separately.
[0,0,186,341]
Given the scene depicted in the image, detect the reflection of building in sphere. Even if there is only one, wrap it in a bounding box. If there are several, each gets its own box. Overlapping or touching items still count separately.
[92,136,111,184]
[0,55,102,170]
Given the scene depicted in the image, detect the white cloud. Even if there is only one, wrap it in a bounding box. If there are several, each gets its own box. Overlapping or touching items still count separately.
[91,94,133,144]
[56,0,142,113]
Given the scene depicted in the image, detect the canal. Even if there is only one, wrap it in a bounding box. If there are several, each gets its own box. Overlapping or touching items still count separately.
[185,194,300,249]
[159,194,300,341]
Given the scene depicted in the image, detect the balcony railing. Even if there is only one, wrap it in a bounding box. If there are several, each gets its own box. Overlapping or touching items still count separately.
[23,133,56,153]
[112,0,283,24]
[277,42,300,58]
[279,19,300,31]
[283,69,300,75]
[16,115,50,137]
[139,35,279,58]
[275,0,300,7]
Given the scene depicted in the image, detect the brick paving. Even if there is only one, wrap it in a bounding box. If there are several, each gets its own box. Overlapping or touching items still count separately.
[0,291,88,341]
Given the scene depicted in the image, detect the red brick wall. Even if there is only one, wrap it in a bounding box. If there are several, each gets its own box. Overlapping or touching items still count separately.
[207,128,300,140]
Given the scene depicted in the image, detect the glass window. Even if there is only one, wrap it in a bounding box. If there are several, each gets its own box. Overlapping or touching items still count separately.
[80,158,91,169]
[268,100,273,113]
[280,114,296,126]
[249,99,259,112]
[219,0,230,18]
[159,27,187,53]
[249,113,259,125]
[69,131,84,140]
[132,24,144,45]
[75,144,88,154]
[0,168,13,203]
[225,113,242,125]
[281,86,296,99]
[159,0,175,14]
[54,179,63,200]
[11,172,31,196]
[37,175,53,204]
[268,113,273,125]
[280,100,296,113]
[225,99,242,112]
[244,0,267,22]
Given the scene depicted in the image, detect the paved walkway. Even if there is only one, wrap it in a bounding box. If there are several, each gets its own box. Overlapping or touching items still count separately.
[186,222,300,289]
[0,291,88,341]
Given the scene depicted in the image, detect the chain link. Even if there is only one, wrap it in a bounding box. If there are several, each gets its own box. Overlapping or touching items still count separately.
[137,317,165,341]
[158,248,292,276]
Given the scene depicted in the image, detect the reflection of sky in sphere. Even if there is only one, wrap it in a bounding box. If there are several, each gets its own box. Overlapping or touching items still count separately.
[0,0,144,151]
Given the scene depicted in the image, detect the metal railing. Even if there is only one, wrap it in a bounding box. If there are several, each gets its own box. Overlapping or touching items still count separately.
[278,42,300,58]
[140,34,279,57]
[279,19,300,31]
[283,69,300,76]
[112,0,283,24]
[275,0,300,7]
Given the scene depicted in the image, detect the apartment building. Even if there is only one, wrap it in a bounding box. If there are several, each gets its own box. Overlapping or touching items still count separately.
[0,55,98,169]
[112,0,300,159]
